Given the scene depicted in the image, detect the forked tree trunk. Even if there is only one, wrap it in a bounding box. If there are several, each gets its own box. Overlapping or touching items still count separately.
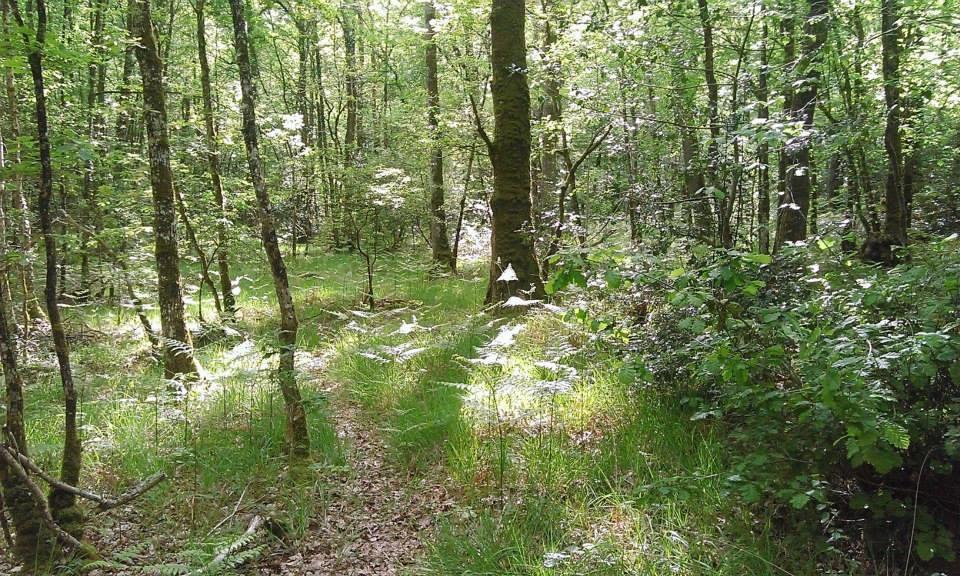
[195,0,236,318]
[229,0,310,459]
[424,1,454,273]
[128,0,199,379]
[9,0,84,542]
[484,0,544,303]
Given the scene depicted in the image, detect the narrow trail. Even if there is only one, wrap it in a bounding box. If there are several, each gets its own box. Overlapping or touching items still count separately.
[264,355,452,575]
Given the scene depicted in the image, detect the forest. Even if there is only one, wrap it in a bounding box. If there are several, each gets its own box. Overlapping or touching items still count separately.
[0,0,958,573]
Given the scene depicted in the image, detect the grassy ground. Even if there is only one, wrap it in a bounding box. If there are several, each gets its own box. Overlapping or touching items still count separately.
[18,246,817,573]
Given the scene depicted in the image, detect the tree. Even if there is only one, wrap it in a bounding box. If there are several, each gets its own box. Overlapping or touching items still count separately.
[774,0,829,248]
[128,0,199,378]
[481,0,544,303]
[881,0,906,245]
[424,1,454,273]
[8,0,84,543]
[195,0,236,318]
[228,0,310,459]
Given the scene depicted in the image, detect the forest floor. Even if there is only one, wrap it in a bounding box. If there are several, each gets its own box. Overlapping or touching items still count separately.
[4,247,821,575]
[256,353,451,575]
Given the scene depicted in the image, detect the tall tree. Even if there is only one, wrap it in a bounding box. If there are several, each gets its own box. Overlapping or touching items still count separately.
[128,0,199,378]
[8,0,83,538]
[881,0,906,244]
[424,1,454,273]
[774,0,829,248]
[195,0,236,318]
[756,10,771,253]
[481,0,544,303]
[1,0,44,324]
[229,0,310,458]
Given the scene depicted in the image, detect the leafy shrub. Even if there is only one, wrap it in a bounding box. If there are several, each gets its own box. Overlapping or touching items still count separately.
[548,235,960,570]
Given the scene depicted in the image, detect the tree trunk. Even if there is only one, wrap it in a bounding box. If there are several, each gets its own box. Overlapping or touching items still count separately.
[484,0,544,304]
[80,0,106,292]
[0,7,44,556]
[774,0,829,249]
[424,1,454,273]
[229,0,310,459]
[341,1,360,165]
[2,0,44,324]
[128,0,198,379]
[881,0,906,245]
[9,0,84,540]
[195,0,236,318]
[756,13,771,254]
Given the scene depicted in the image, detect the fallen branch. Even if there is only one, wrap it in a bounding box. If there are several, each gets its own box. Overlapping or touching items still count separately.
[4,447,166,512]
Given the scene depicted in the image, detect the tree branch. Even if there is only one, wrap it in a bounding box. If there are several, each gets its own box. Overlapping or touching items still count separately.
[468,93,494,156]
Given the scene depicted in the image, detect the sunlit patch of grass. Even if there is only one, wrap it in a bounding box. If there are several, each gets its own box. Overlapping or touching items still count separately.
[415,310,822,575]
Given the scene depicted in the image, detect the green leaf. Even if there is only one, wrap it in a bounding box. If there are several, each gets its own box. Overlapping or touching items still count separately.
[740,252,772,265]
[881,423,910,450]
[789,493,811,509]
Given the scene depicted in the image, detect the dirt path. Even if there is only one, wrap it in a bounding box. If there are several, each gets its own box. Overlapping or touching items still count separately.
[262,356,451,575]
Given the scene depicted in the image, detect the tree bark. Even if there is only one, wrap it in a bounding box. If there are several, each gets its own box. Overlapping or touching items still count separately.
[774,0,829,249]
[8,0,84,540]
[129,0,199,379]
[484,0,544,303]
[756,12,771,253]
[881,0,906,244]
[0,50,44,559]
[1,0,44,324]
[195,0,236,318]
[229,0,310,459]
[424,1,454,273]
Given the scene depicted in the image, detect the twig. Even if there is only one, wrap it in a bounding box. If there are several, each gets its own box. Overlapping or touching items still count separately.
[468,93,494,155]
[206,481,251,537]
[4,446,166,511]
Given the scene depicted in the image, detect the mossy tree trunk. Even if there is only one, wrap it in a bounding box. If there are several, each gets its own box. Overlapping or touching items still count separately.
[484,0,544,303]
[229,0,310,459]
[8,0,84,543]
[424,1,454,273]
[128,0,199,379]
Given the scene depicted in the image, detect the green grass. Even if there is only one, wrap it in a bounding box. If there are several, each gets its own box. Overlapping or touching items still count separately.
[23,246,824,573]
[319,281,824,574]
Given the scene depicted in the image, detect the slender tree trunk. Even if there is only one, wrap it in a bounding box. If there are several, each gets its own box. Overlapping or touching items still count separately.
[424,1,454,272]
[0,23,44,558]
[881,0,906,244]
[2,0,44,323]
[174,188,223,319]
[756,13,771,253]
[341,1,360,165]
[80,0,106,292]
[9,0,84,538]
[484,0,544,304]
[229,0,309,459]
[697,0,729,248]
[775,0,829,249]
[128,0,198,379]
[195,0,236,318]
